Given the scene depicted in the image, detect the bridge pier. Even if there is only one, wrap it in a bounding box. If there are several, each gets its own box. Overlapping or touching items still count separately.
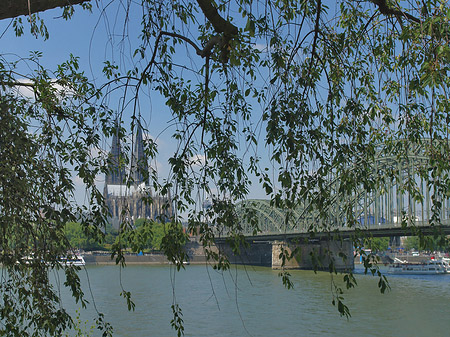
[271,240,354,271]
[215,241,273,267]
[213,239,354,271]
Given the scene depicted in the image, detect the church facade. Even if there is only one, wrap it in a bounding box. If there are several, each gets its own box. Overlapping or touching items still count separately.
[103,124,173,225]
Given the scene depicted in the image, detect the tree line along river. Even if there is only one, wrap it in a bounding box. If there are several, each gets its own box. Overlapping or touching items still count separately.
[59,264,450,337]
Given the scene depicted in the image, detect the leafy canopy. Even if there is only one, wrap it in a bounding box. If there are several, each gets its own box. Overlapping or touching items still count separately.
[1,0,450,335]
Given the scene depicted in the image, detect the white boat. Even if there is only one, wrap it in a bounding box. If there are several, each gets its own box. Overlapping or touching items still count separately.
[59,255,86,267]
[388,257,449,275]
[19,254,86,267]
[170,260,190,265]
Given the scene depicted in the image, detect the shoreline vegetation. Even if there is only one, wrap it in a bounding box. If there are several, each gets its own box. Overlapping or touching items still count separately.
[81,247,447,267]
[82,252,206,265]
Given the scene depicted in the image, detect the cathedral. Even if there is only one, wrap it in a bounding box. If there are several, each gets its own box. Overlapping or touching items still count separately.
[103,124,173,225]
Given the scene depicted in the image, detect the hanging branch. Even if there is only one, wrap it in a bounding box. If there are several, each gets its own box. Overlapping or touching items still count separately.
[196,0,239,63]
[370,0,420,24]
[201,55,210,146]
[0,0,90,20]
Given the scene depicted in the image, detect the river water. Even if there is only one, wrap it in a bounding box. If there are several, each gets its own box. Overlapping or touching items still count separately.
[60,264,450,337]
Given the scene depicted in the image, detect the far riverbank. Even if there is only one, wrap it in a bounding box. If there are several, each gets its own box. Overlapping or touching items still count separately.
[82,252,207,265]
[82,239,209,265]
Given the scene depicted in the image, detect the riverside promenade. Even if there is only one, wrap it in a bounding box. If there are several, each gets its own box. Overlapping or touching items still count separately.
[83,252,208,265]
[82,238,353,271]
[82,239,209,265]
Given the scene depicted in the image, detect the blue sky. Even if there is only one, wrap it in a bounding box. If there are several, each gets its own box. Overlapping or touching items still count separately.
[1,5,183,203]
[1,1,433,222]
[1,3,270,207]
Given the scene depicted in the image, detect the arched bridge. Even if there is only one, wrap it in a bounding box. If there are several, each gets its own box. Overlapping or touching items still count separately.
[234,140,450,240]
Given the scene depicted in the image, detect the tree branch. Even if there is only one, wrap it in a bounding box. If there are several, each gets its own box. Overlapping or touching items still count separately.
[201,55,210,146]
[196,0,239,63]
[138,30,219,91]
[311,0,322,63]
[370,0,420,24]
[196,0,238,36]
[0,0,90,21]
[2,81,35,88]
[158,31,220,58]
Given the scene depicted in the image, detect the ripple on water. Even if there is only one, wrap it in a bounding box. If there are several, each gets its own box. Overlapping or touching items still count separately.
[56,264,450,337]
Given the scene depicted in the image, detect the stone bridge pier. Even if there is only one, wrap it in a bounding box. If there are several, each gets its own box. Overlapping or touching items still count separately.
[271,240,354,271]
[215,241,273,267]
[215,239,354,271]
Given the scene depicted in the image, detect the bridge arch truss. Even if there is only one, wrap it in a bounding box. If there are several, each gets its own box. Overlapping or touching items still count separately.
[235,140,450,236]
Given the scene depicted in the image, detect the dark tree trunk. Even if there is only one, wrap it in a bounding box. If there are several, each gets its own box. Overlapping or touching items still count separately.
[0,0,90,21]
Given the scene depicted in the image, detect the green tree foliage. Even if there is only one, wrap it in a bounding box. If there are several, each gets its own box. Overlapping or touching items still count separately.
[133,219,180,251]
[364,237,390,253]
[2,0,450,335]
[404,236,421,251]
[104,222,119,247]
[64,222,102,250]
[0,66,112,335]
[115,219,187,253]
[64,222,118,250]
[404,235,450,252]
[64,219,177,252]
[151,222,175,251]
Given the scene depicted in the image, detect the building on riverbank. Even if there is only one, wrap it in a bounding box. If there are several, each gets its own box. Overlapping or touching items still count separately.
[103,123,173,226]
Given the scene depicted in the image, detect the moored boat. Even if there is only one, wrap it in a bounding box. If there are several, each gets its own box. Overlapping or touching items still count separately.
[388,257,449,275]
[59,255,86,267]
[18,254,86,267]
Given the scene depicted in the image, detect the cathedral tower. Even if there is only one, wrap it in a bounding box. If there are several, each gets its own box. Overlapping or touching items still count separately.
[103,122,173,225]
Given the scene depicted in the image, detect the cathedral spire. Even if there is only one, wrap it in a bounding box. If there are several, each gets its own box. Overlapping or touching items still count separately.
[131,122,149,185]
[103,120,173,223]
[105,119,126,185]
